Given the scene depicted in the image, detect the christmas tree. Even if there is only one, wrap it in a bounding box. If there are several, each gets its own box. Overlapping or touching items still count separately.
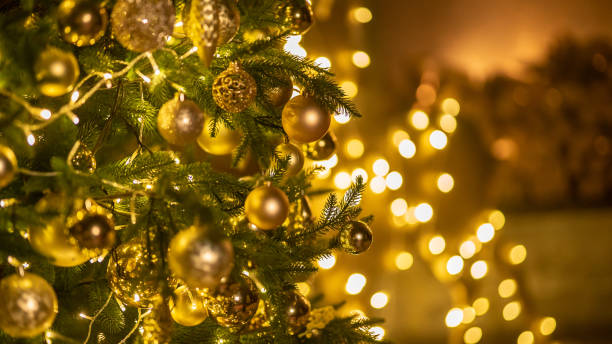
[0,0,383,343]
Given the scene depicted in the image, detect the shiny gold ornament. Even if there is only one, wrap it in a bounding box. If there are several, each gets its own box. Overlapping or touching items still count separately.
[204,275,259,327]
[34,47,79,97]
[286,291,311,335]
[197,117,241,155]
[111,0,175,52]
[0,273,58,338]
[340,221,373,254]
[242,300,270,333]
[70,144,96,173]
[284,1,314,35]
[282,95,331,143]
[157,96,205,146]
[275,143,304,177]
[245,184,290,230]
[141,302,173,344]
[212,62,257,113]
[168,225,234,290]
[107,238,162,308]
[267,76,293,108]
[0,145,17,188]
[305,132,337,161]
[169,285,208,326]
[68,199,115,257]
[57,0,108,46]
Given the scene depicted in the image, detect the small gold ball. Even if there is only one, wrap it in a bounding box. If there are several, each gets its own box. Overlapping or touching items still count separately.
[57,0,108,46]
[141,302,173,344]
[157,97,205,146]
[267,76,293,108]
[212,62,257,113]
[305,132,337,161]
[286,291,310,335]
[70,144,96,173]
[169,285,208,327]
[245,184,290,230]
[285,2,314,35]
[0,144,18,188]
[34,47,80,97]
[67,199,115,257]
[111,0,175,52]
[340,221,373,254]
[204,275,259,328]
[275,143,304,177]
[282,95,330,143]
[197,117,241,155]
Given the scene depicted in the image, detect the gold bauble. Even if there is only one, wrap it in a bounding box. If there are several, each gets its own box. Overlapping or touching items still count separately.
[111,0,175,52]
[275,143,304,177]
[340,221,373,254]
[169,285,208,327]
[0,273,58,338]
[286,291,311,335]
[285,2,314,35]
[168,225,234,290]
[281,95,330,143]
[0,144,17,188]
[107,238,162,308]
[245,184,290,230]
[157,97,205,146]
[197,117,241,155]
[34,47,79,97]
[267,76,293,108]
[305,131,337,161]
[212,62,257,113]
[67,199,115,257]
[70,144,96,173]
[204,274,259,328]
[141,302,173,344]
[58,0,108,46]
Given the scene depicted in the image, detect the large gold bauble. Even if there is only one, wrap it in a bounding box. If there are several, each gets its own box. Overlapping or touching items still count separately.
[58,0,108,46]
[197,117,241,155]
[281,95,330,143]
[67,199,115,257]
[106,238,162,308]
[168,225,234,290]
[267,76,293,108]
[0,273,58,338]
[204,275,259,328]
[111,0,175,52]
[70,144,96,173]
[305,131,337,161]
[188,0,240,66]
[286,291,311,335]
[34,47,79,97]
[245,184,290,230]
[157,97,205,146]
[0,144,17,188]
[340,221,373,254]
[212,62,257,113]
[284,2,314,35]
[169,285,208,326]
[275,143,304,177]
[141,302,174,344]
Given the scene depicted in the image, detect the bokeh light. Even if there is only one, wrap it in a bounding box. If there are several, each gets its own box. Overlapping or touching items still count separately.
[346,139,365,158]
[317,255,336,270]
[410,110,429,130]
[446,308,464,328]
[370,326,385,340]
[370,176,386,194]
[439,113,457,133]
[395,252,414,270]
[446,255,464,275]
[370,292,389,309]
[437,173,454,193]
[352,51,371,68]
[415,203,434,222]
[334,171,352,189]
[399,139,417,159]
[462,307,476,324]
[509,245,527,265]
[459,240,477,259]
[314,56,331,69]
[392,130,410,146]
[470,261,488,279]
[473,298,490,316]
[442,98,460,116]
[476,223,495,243]
[353,7,373,23]
[391,198,408,216]
[539,317,557,336]
[334,112,351,124]
[488,210,506,230]
[464,327,482,344]
[498,279,517,298]
[345,273,367,295]
[428,235,446,255]
[352,168,369,183]
[503,301,522,321]
[517,331,534,344]
[340,80,358,98]
[372,159,390,176]
[429,130,448,150]
[386,171,403,190]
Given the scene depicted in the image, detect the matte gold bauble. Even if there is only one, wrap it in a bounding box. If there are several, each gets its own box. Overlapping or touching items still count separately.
[286,291,311,335]
[305,131,336,161]
[68,199,115,257]
[197,117,241,155]
[275,143,304,177]
[267,77,293,108]
[212,62,257,113]
[285,2,314,35]
[58,0,108,46]
[169,285,208,326]
[141,302,174,344]
[111,0,175,52]
[204,275,259,328]
[0,273,58,338]
[34,47,79,97]
[70,144,96,173]
[107,238,162,308]
[244,184,290,230]
[157,97,205,146]
[281,95,330,143]
[340,221,373,254]
[0,144,17,188]
[168,225,234,290]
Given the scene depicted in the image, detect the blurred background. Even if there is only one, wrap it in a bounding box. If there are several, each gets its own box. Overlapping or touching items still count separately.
[292,1,612,343]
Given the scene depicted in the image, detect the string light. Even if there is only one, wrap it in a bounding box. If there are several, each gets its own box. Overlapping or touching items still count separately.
[464,327,483,344]
[539,317,557,336]
[352,7,373,23]
[498,279,518,298]
[473,297,490,316]
[370,292,389,309]
[410,110,429,130]
[352,51,371,68]
[372,158,390,176]
[439,113,457,133]
[470,260,488,279]
[345,273,367,295]
[385,171,403,190]
[446,255,464,275]
[318,255,336,270]
[415,203,434,222]
[314,56,332,69]
[509,245,527,265]
[352,168,369,183]
[390,198,408,216]
[441,98,460,116]
[340,80,358,98]
[395,252,413,270]
[334,112,351,124]
[392,130,410,146]
[369,326,385,340]
[445,308,464,327]
[476,223,495,243]
[503,301,522,321]
[437,173,454,193]
[459,240,477,258]
[346,139,365,158]
[517,331,534,344]
[398,139,416,158]
[370,176,386,194]
[39,109,52,120]
[429,130,448,150]
[488,210,506,230]
[462,307,477,324]
[334,171,352,189]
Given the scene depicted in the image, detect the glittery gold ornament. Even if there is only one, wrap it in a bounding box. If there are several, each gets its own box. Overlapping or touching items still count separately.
[340,221,373,254]
[111,0,175,52]
[212,62,257,113]
[141,302,173,344]
[267,76,293,108]
[70,144,96,173]
[0,273,58,338]
[284,1,314,35]
[0,144,17,188]
[169,285,208,326]
[197,117,241,155]
[286,291,311,335]
[242,299,270,333]
[168,225,234,290]
[107,238,163,308]
[282,95,330,143]
[67,199,115,257]
[157,96,205,146]
[302,306,335,339]
[204,274,259,328]
[58,0,108,46]
[305,131,337,161]
[34,47,79,97]
[275,142,304,177]
[245,184,290,230]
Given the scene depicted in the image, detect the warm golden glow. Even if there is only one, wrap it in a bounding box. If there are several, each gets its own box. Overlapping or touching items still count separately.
[351,168,369,183]
[464,326,482,344]
[314,56,331,69]
[459,240,477,259]
[415,203,434,222]
[462,307,476,324]
[392,130,410,146]
[445,308,464,328]
[509,245,527,265]
[398,139,417,159]
[473,297,489,316]
[503,301,522,321]
[346,139,365,158]
[395,252,414,270]
[442,98,460,116]
[446,255,464,275]
[539,317,557,336]
[334,171,352,190]
[428,235,446,255]
[391,198,408,216]
[352,51,371,68]
[334,112,351,124]
[370,176,386,194]
[296,282,310,296]
[370,326,385,340]
[386,171,403,190]
[517,331,534,344]
[437,173,454,193]
[410,110,429,130]
[498,279,517,298]
[372,159,390,176]
[340,80,358,98]
[439,113,457,133]
[345,273,366,295]
[470,260,488,279]
[488,210,506,230]
[370,292,389,309]
[353,7,373,23]
[429,130,448,150]
[317,255,336,270]
[476,223,495,243]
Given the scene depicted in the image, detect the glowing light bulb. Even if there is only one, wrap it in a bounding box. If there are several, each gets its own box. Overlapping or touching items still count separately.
[390,198,408,216]
[410,110,429,130]
[345,273,366,295]
[437,173,454,193]
[470,261,488,279]
[346,139,365,158]
[334,171,352,189]
[476,223,495,243]
[395,252,413,270]
[428,235,445,255]
[446,255,464,275]
[27,134,35,146]
[386,171,403,190]
[318,255,336,269]
[370,176,386,194]
[40,109,52,120]
[353,7,373,23]
[429,130,448,150]
[415,203,433,222]
[445,308,464,327]
[352,51,371,68]
[370,292,389,309]
[372,159,390,176]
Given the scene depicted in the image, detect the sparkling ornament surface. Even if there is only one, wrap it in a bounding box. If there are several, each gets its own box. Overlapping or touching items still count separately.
[212,62,257,113]
[245,184,290,230]
[141,302,173,344]
[0,144,17,188]
[58,0,108,46]
[286,291,311,335]
[204,275,259,328]
[282,95,331,143]
[0,273,58,338]
[169,285,208,326]
[68,199,115,256]
[285,2,314,35]
[34,47,79,97]
[275,143,304,177]
[267,76,293,108]
[340,221,373,254]
[197,117,241,155]
[111,0,175,52]
[157,97,205,146]
[305,131,337,161]
[70,144,96,173]
[168,225,234,289]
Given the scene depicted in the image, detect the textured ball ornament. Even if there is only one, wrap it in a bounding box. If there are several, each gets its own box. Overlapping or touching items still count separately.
[275,143,304,177]
[157,96,205,146]
[70,144,96,173]
[111,0,175,52]
[204,275,259,328]
[34,47,79,97]
[285,1,314,35]
[305,131,337,161]
[68,199,115,257]
[286,291,311,335]
[168,225,234,290]
[169,286,208,327]
[141,302,174,344]
[245,184,290,230]
[340,221,373,254]
[267,76,293,108]
[197,117,241,155]
[282,95,331,143]
[0,273,58,338]
[57,0,108,46]
[0,144,17,188]
[212,62,257,113]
